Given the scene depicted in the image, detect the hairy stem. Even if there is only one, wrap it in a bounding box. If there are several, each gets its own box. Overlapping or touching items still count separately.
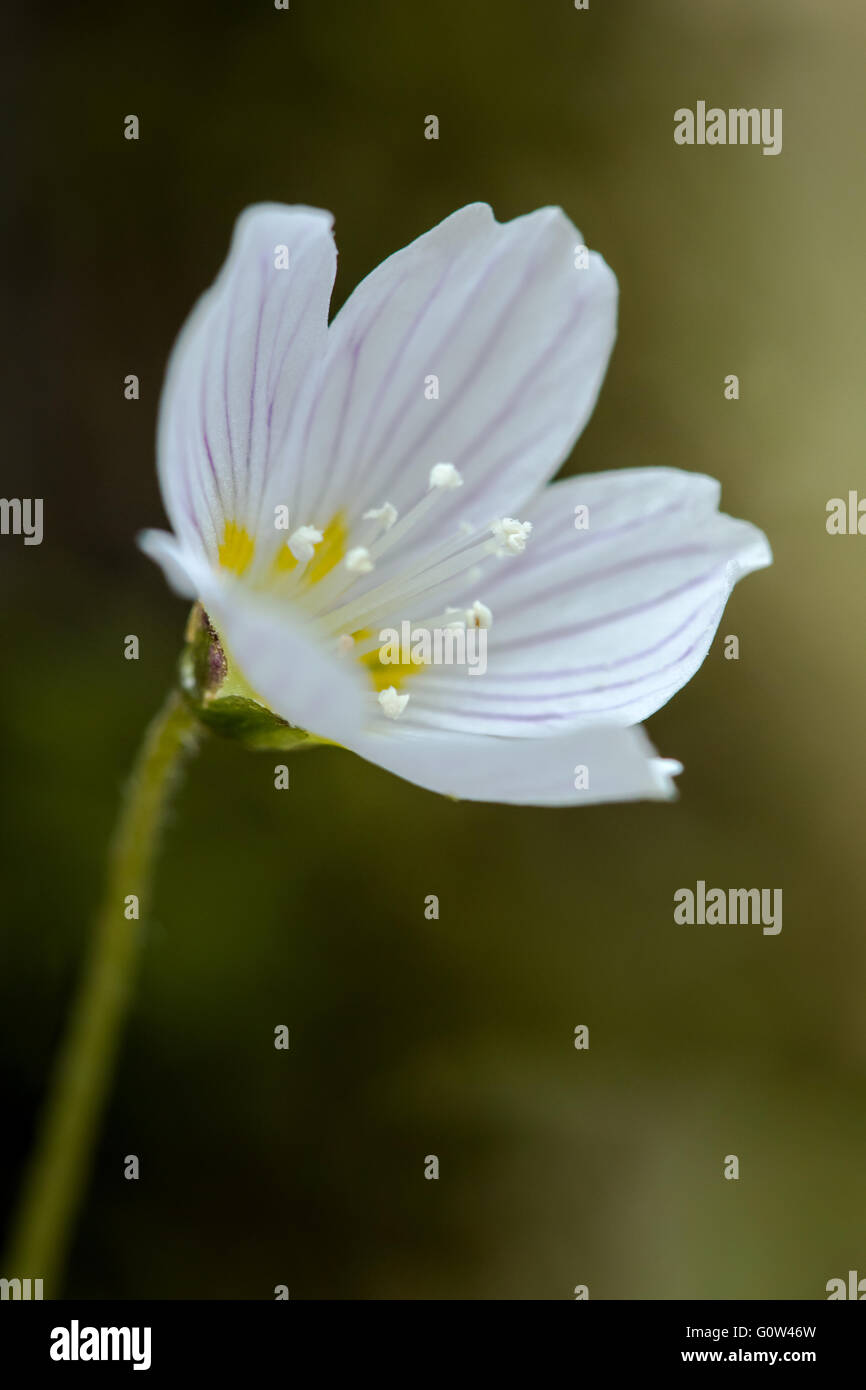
[4,688,202,1295]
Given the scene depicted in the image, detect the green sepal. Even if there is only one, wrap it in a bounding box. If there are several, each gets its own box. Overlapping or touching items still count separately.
[178,602,317,753]
[187,694,317,750]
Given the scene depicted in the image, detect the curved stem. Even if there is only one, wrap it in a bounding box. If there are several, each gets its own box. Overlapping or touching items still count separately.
[4,687,202,1296]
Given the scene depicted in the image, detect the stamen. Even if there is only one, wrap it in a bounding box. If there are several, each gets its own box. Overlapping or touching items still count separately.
[288,525,324,563]
[466,599,493,629]
[345,546,374,575]
[491,517,532,554]
[364,472,460,564]
[428,462,463,490]
[284,470,518,694]
[378,686,410,719]
[321,531,499,636]
[307,467,466,614]
[362,501,398,531]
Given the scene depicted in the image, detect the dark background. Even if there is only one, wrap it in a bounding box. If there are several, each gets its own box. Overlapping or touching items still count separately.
[2,0,865,1298]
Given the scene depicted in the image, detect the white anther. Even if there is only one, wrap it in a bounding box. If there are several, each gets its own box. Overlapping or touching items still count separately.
[335,633,354,656]
[362,502,398,531]
[491,517,532,554]
[466,600,493,629]
[288,525,323,562]
[345,546,374,574]
[378,686,410,719]
[428,462,463,491]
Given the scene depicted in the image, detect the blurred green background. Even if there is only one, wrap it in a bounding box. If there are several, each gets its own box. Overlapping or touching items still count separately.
[3,0,865,1299]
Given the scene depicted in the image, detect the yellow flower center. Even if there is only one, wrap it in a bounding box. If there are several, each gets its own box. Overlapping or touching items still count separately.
[218,521,255,576]
[218,513,423,693]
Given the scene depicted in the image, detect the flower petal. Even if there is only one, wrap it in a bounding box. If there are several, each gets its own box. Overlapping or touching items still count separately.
[138,528,200,598]
[343,721,680,806]
[139,531,682,806]
[292,202,617,543]
[197,574,369,745]
[157,204,337,569]
[400,468,771,735]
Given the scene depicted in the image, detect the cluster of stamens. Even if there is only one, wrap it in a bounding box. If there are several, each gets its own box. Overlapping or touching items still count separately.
[275,464,530,720]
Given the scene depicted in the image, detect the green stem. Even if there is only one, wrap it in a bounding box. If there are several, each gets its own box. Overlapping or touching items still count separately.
[4,687,202,1296]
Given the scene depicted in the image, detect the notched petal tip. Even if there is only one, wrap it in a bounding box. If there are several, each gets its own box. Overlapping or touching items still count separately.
[651,757,684,799]
[138,529,199,599]
[230,201,336,249]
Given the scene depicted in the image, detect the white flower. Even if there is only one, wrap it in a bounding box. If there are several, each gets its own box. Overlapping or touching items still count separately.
[141,202,771,806]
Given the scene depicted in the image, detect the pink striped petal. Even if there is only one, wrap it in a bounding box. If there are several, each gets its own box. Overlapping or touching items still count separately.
[157,205,336,568]
[400,468,771,735]
[291,202,617,544]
